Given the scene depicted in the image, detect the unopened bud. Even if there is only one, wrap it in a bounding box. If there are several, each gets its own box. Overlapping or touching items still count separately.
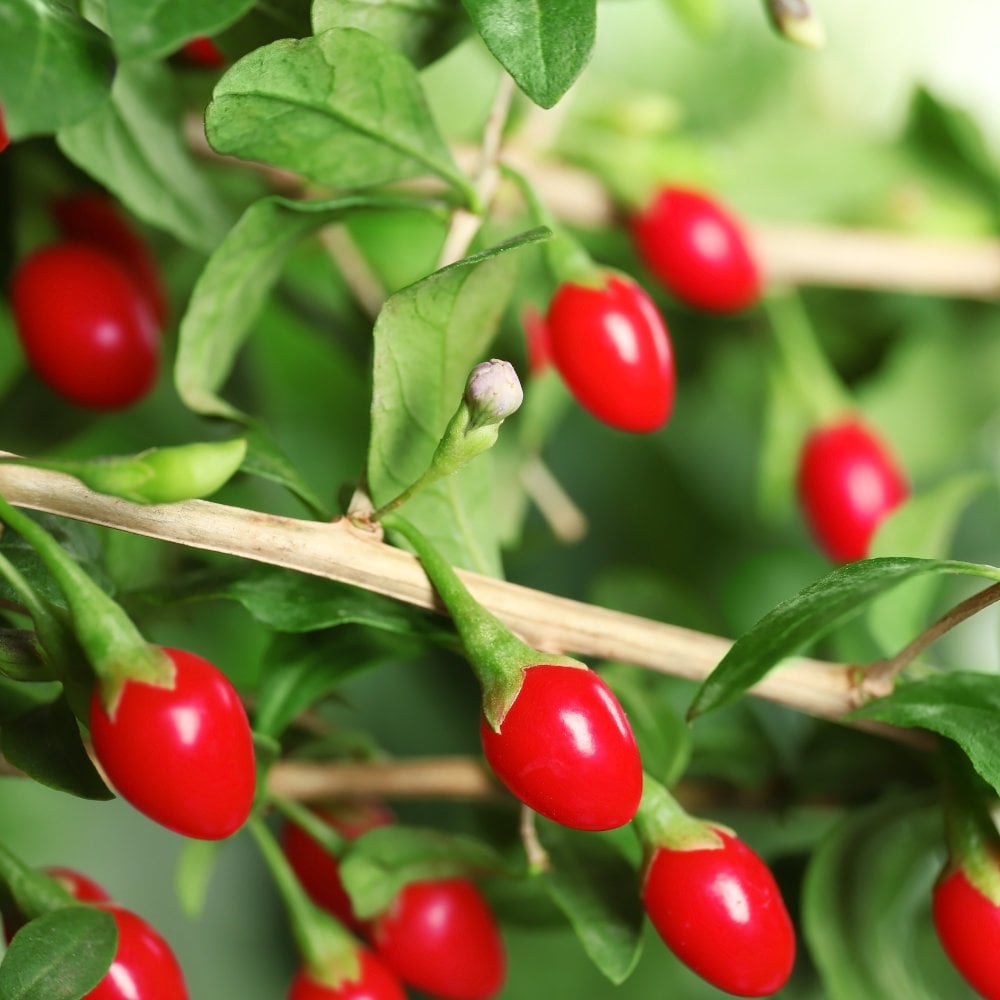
[465,359,524,428]
[766,0,825,48]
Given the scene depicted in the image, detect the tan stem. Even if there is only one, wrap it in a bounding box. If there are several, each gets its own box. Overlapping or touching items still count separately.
[0,457,905,737]
[519,805,551,873]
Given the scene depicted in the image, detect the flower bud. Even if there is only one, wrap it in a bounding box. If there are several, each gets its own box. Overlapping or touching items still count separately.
[465,360,524,428]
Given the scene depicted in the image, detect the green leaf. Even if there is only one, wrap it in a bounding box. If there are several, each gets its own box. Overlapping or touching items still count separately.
[689,557,1000,720]
[0,630,52,683]
[0,677,54,726]
[803,796,973,999]
[311,0,468,66]
[106,0,255,60]
[367,227,549,574]
[253,630,403,738]
[205,28,472,201]
[0,906,117,1000]
[539,823,644,985]
[0,0,114,139]
[1,695,113,800]
[175,839,222,919]
[57,61,233,252]
[460,0,596,108]
[850,673,1000,797]
[340,826,508,919]
[240,426,332,520]
[175,192,433,422]
[866,474,988,655]
[139,564,448,638]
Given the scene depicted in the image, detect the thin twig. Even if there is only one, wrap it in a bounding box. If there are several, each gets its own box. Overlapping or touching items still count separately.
[519,455,588,543]
[435,74,518,269]
[0,458,903,737]
[519,805,551,873]
[863,582,1000,697]
[317,225,387,319]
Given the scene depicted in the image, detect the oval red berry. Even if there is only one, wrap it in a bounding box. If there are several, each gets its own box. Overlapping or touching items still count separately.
[632,187,760,313]
[370,878,506,1000]
[796,418,908,562]
[479,664,643,830]
[933,866,1000,1000]
[52,193,168,327]
[545,274,675,433]
[287,949,406,1000]
[84,904,189,1000]
[11,243,159,409]
[89,647,256,840]
[642,828,795,997]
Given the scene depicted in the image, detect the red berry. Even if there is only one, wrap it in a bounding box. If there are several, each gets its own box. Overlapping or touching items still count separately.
[933,866,1000,1000]
[642,828,795,997]
[180,37,227,68]
[51,193,168,326]
[796,417,908,563]
[0,105,9,153]
[521,304,551,375]
[479,664,643,831]
[83,904,189,1000]
[370,878,505,1000]
[89,647,256,840]
[288,949,406,1000]
[282,804,393,930]
[10,243,159,409]
[45,867,111,904]
[632,187,761,313]
[545,273,675,433]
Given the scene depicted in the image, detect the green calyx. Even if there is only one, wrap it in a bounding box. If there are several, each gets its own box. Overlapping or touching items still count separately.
[1,439,247,505]
[633,773,725,870]
[382,515,585,729]
[371,362,523,521]
[939,748,1000,905]
[0,494,173,716]
[247,818,360,987]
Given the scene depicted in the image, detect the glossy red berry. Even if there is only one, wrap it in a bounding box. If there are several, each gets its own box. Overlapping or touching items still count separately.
[282,804,392,930]
[642,828,795,997]
[796,417,908,563]
[632,187,761,313]
[370,878,506,1000]
[479,664,643,831]
[287,949,406,1000]
[10,243,159,409]
[84,904,189,1000]
[180,36,227,68]
[89,647,256,840]
[932,866,1000,1000]
[0,105,9,153]
[52,193,168,326]
[545,273,675,433]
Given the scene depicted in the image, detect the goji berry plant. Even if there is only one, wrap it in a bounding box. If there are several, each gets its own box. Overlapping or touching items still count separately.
[2,2,1000,998]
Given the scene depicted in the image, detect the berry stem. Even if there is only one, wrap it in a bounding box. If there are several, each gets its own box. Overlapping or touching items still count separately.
[0,492,172,707]
[269,796,348,857]
[247,818,359,985]
[762,291,852,425]
[381,514,582,727]
[633,773,724,857]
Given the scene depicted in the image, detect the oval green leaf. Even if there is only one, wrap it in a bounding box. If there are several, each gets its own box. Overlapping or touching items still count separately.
[105,0,255,60]
[0,906,117,1000]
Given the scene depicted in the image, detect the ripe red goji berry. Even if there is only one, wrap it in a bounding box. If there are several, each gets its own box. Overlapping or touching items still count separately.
[287,948,406,1000]
[642,827,795,997]
[89,647,256,840]
[545,273,675,433]
[180,37,227,68]
[479,664,643,831]
[933,865,1000,1000]
[632,186,761,313]
[796,417,908,562]
[51,192,168,327]
[10,243,159,409]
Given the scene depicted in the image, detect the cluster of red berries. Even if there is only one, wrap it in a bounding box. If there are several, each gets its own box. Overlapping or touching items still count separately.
[3,867,189,998]
[283,805,505,999]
